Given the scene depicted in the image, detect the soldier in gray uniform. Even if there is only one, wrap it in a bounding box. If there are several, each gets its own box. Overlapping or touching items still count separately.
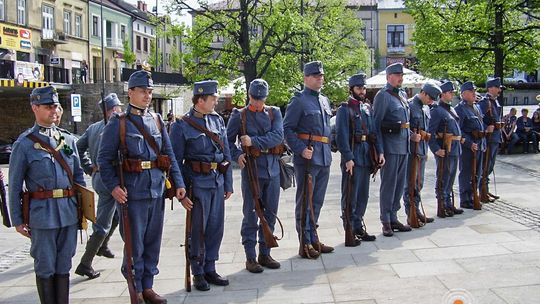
[428,82,464,217]
[336,73,381,243]
[283,61,335,259]
[8,86,85,303]
[455,81,485,209]
[403,82,441,225]
[372,63,411,237]
[75,93,123,279]
[170,80,233,291]
[478,78,503,202]
[227,79,284,273]
[98,70,186,303]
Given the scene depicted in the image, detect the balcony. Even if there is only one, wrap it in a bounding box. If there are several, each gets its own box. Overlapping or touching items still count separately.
[41,29,68,45]
[105,38,123,51]
[387,45,405,54]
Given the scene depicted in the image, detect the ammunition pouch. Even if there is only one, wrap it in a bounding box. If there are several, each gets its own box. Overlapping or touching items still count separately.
[381,122,408,134]
[246,144,285,157]
[156,155,172,171]
[187,160,230,175]
[471,130,486,140]
[217,161,230,174]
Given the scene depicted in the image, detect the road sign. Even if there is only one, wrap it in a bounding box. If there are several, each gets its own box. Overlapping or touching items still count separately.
[50,57,60,65]
[71,94,82,116]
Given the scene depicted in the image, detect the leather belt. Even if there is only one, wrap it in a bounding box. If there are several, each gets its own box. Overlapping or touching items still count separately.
[297,133,329,144]
[436,133,462,141]
[186,160,230,174]
[30,188,76,199]
[494,122,504,130]
[400,122,410,129]
[471,130,486,139]
[245,144,285,157]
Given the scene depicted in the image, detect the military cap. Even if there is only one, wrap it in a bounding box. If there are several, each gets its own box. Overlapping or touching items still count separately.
[385,63,404,75]
[303,61,324,76]
[99,93,123,111]
[128,70,154,89]
[422,82,442,101]
[249,78,269,99]
[460,81,476,93]
[348,73,367,87]
[440,81,455,93]
[193,80,219,96]
[486,77,502,88]
[30,86,59,105]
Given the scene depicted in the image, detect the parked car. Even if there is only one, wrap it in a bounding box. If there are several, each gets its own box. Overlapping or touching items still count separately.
[0,139,12,164]
[504,76,528,84]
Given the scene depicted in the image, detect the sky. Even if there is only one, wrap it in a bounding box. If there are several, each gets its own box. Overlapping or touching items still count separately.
[124,0,218,27]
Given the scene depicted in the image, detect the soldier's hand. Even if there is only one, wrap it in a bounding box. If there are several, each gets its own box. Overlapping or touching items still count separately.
[301,147,313,160]
[378,154,386,167]
[411,133,422,142]
[486,125,495,133]
[435,149,446,157]
[176,188,186,200]
[224,192,233,200]
[112,186,128,204]
[15,224,31,238]
[240,135,252,147]
[180,196,193,211]
[345,160,354,175]
[238,154,246,169]
[471,143,478,152]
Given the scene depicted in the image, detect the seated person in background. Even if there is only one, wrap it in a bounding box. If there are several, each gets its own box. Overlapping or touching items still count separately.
[501,108,519,154]
[532,111,540,150]
[516,108,538,153]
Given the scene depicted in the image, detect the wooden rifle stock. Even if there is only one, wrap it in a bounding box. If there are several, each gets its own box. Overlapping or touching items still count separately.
[118,150,138,303]
[408,129,420,228]
[184,207,192,292]
[471,148,482,210]
[436,123,448,218]
[300,134,319,257]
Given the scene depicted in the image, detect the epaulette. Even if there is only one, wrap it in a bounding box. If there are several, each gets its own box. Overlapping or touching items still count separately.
[18,128,33,141]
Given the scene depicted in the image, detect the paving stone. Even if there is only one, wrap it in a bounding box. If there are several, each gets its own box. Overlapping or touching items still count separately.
[183,289,258,304]
[492,284,540,304]
[391,260,465,278]
[352,249,419,266]
[258,283,334,303]
[438,266,540,290]
[414,243,512,261]
[499,240,540,253]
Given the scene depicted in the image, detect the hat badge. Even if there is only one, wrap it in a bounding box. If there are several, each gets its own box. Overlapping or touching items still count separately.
[198,87,204,93]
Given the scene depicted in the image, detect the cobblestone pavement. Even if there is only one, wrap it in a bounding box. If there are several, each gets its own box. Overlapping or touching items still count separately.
[1,152,539,304]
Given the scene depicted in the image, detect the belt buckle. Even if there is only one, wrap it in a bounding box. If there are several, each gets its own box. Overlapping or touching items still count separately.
[52,189,64,198]
[361,135,367,141]
[141,161,152,170]
[260,149,269,153]
[210,162,218,170]
[321,137,329,144]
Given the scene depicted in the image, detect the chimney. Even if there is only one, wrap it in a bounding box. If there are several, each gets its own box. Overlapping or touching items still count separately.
[137,1,142,10]
[143,3,147,12]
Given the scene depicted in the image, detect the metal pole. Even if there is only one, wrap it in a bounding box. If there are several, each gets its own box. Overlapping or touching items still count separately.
[100,0,107,123]
[155,0,158,72]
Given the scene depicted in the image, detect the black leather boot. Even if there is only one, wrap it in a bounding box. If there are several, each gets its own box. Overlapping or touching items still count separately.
[36,275,56,304]
[54,273,70,304]
[98,215,118,259]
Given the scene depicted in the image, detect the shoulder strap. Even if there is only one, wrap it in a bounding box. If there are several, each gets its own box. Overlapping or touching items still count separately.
[240,108,248,137]
[182,115,225,151]
[265,106,274,122]
[386,89,407,106]
[27,134,74,185]
[126,115,161,155]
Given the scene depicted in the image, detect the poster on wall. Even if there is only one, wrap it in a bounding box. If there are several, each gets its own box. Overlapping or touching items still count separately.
[14,61,45,81]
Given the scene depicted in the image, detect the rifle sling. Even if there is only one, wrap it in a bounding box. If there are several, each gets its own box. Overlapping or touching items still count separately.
[125,114,163,156]
[182,115,224,151]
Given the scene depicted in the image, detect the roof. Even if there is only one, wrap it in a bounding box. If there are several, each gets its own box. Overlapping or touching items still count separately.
[377,0,405,10]
[346,0,377,7]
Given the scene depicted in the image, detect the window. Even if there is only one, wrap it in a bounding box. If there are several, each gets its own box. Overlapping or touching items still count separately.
[42,5,54,31]
[92,15,100,37]
[17,0,26,25]
[524,96,529,104]
[0,0,5,21]
[143,37,148,52]
[17,51,30,62]
[63,11,72,35]
[120,24,126,41]
[387,25,405,47]
[136,35,141,51]
[137,23,140,31]
[513,96,518,105]
[75,14,82,37]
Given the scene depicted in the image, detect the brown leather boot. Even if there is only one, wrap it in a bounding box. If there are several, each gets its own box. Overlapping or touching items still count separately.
[245,259,264,273]
[258,255,281,269]
[299,244,320,259]
[382,222,393,237]
[316,242,334,254]
[142,288,167,304]
[391,220,412,232]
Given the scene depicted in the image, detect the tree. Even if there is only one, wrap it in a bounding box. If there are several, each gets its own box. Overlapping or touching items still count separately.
[170,0,369,106]
[405,0,540,85]
[123,40,136,67]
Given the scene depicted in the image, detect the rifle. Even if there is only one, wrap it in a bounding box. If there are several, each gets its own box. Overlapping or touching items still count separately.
[407,128,421,228]
[436,122,448,218]
[368,134,381,180]
[299,134,320,257]
[240,109,279,248]
[0,175,11,227]
[118,116,139,304]
[182,188,192,292]
[343,121,356,246]
[471,146,482,211]
[480,132,491,203]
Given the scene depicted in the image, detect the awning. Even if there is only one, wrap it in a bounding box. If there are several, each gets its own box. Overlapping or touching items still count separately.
[366,68,440,89]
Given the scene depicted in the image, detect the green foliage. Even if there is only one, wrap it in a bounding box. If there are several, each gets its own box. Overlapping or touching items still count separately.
[405,0,540,83]
[176,0,369,106]
[123,40,136,66]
